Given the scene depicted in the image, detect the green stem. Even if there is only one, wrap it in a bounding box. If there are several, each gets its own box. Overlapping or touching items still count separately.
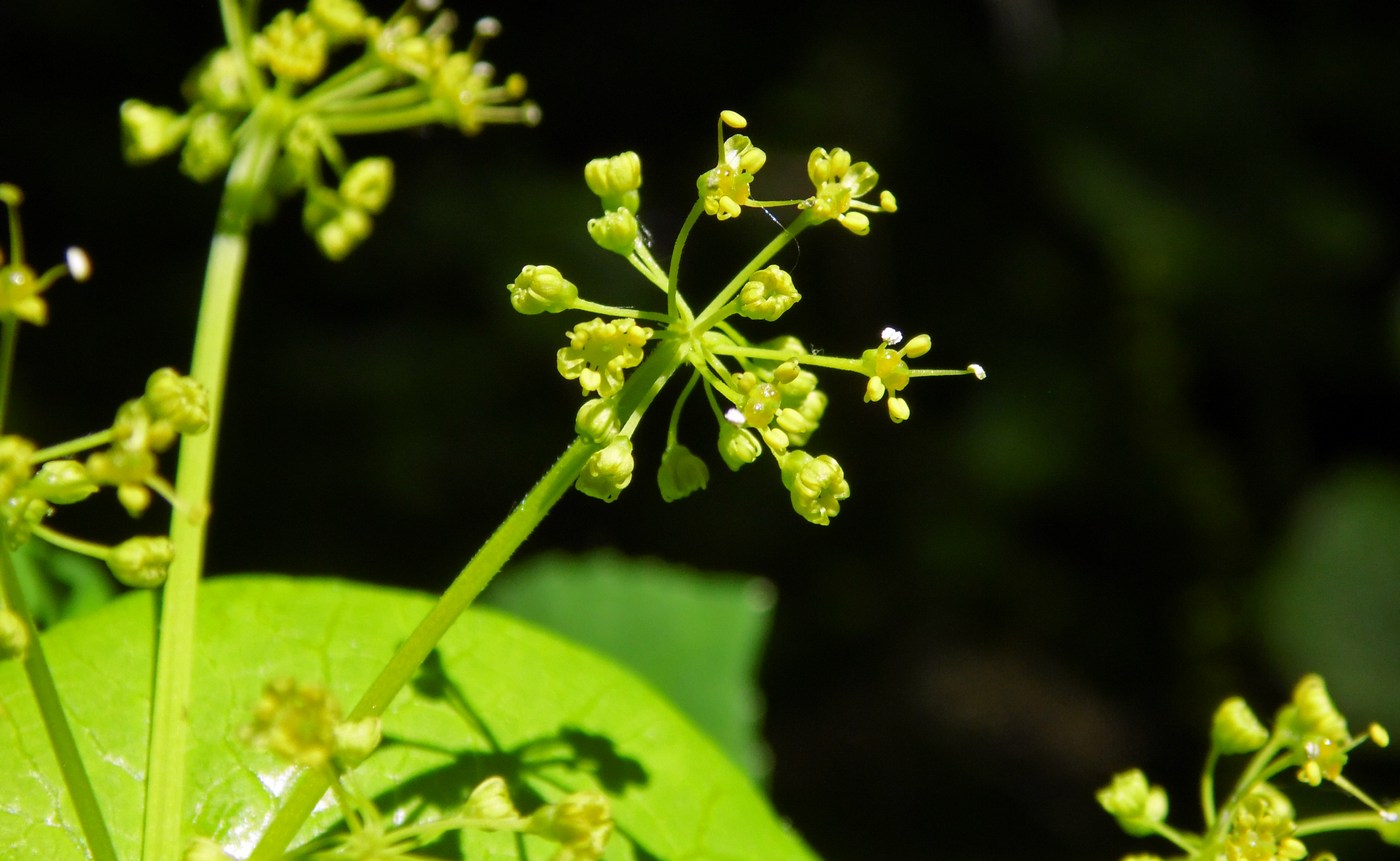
[0,546,120,861]
[246,436,601,861]
[141,113,282,861]
[0,316,18,428]
[665,202,703,323]
[692,211,812,331]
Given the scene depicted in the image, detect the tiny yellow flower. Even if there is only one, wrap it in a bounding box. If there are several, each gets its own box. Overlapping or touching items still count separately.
[556,317,653,398]
[241,678,341,768]
[509,264,578,315]
[698,134,767,220]
[802,146,882,234]
[252,10,329,83]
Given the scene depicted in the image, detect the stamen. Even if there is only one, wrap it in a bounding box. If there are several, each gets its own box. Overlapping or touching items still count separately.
[66,246,92,282]
[880,326,903,345]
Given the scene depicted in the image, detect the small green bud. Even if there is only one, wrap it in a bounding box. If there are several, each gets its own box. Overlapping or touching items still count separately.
[309,0,370,42]
[575,397,620,443]
[737,265,800,321]
[1212,696,1269,755]
[183,49,250,112]
[3,495,49,550]
[145,368,211,435]
[182,838,235,861]
[775,407,819,446]
[526,791,612,860]
[1096,769,1168,837]
[107,535,175,588]
[29,459,97,505]
[119,100,188,164]
[332,715,382,766]
[464,775,520,821]
[1,608,30,661]
[739,379,782,428]
[180,112,235,183]
[717,422,761,471]
[657,444,709,502]
[0,435,38,501]
[587,207,639,255]
[314,207,372,261]
[339,157,394,213]
[584,152,642,213]
[575,438,634,503]
[780,451,849,526]
[508,264,578,315]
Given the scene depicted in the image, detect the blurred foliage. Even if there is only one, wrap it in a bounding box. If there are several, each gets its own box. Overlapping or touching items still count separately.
[3,2,1399,859]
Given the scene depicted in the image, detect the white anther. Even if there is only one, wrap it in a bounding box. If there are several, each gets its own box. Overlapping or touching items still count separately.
[967,364,986,380]
[880,327,903,345]
[474,16,501,37]
[66,247,92,282]
[724,408,745,426]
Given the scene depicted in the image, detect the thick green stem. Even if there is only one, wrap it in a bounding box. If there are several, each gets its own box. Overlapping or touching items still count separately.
[0,547,120,861]
[246,436,600,861]
[141,115,281,861]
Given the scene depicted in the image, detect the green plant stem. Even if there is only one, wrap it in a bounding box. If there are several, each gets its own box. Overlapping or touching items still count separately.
[141,113,281,861]
[0,548,120,861]
[691,211,812,331]
[246,436,601,861]
[0,316,18,428]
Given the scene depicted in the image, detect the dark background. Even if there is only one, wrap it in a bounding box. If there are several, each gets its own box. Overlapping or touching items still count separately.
[5,2,1400,859]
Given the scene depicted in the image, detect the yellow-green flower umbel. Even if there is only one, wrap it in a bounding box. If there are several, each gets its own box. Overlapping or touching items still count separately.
[508,112,983,522]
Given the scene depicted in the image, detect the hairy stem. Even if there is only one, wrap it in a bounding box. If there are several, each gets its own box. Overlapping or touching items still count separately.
[141,112,281,861]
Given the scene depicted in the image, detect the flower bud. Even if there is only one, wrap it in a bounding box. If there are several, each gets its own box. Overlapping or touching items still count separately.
[717,422,762,471]
[28,460,97,505]
[309,0,370,41]
[584,152,642,212]
[657,444,709,502]
[183,49,251,112]
[587,207,639,255]
[107,535,175,588]
[180,112,235,183]
[464,776,520,821]
[575,398,620,443]
[736,265,800,321]
[0,435,38,501]
[333,715,382,766]
[526,791,612,859]
[1212,696,1269,755]
[1,608,30,661]
[315,207,373,261]
[1096,769,1168,837]
[575,438,634,503]
[780,451,849,525]
[508,264,578,315]
[120,100,188,164]
[145,368,211,435]
[340,157,394,213]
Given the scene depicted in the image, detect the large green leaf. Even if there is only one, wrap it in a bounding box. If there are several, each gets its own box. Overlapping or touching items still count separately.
[0,575,818,861]
[488,552,775,783]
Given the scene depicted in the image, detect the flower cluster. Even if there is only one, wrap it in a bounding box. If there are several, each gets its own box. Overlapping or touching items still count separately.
[504,112,983,524]
[120,0,538,259]
[1,190,206,593]
[2,366,208,590]
[212,683,613,861]
[1099,674,1398,861]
